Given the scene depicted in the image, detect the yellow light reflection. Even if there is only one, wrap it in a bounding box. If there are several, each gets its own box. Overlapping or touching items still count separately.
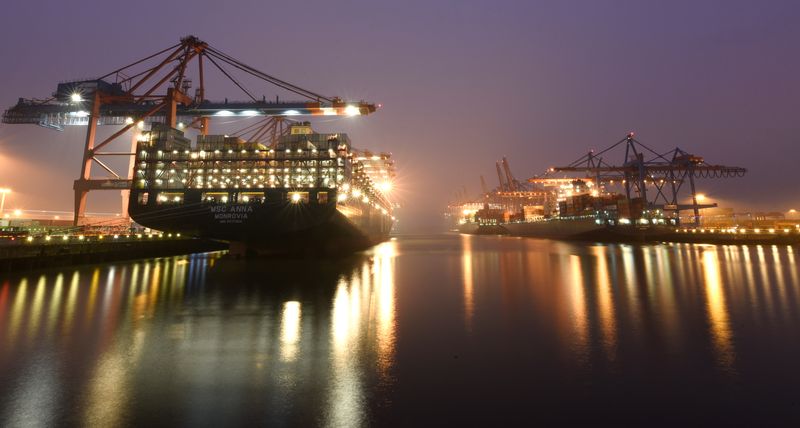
[8,278,28,347]
[327,242,397,428]
[329,277,363,427]
[63,272,79,336]
[702,249,736,373]
[771,246,788,316]
[755,246,774,316]
[592,247,617,361]
[461,235,475,331]
[85,269,101,323]
[46,274,64,339]
[567,255,589,359]
[620,245,641,323]
[28,275,47,343]
[375,242,397,374]
[788,246,799,292]
[280,301,301,362]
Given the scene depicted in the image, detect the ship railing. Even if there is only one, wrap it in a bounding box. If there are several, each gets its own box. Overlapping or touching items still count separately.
[143,151,338,162]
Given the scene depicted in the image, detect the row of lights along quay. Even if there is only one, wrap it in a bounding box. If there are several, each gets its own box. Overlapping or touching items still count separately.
[0,230,225,272]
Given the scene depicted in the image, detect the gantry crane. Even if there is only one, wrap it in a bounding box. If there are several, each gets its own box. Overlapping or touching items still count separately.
[548,133,746,225]
[2,35,377,225]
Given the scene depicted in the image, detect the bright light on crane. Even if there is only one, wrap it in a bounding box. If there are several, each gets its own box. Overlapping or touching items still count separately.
[696,193,706,202]
[70,93,83,103]
[344,105,361,116]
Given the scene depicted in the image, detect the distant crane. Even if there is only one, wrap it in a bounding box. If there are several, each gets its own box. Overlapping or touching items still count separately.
[501,157,517,191]
[495,161,508,191]
[480,175,489,197]
[2,35,377,225]
[549,133,746,225]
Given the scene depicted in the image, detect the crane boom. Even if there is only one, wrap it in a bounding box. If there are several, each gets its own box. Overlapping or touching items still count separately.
[502,157,517,192]
[495,161,507,191]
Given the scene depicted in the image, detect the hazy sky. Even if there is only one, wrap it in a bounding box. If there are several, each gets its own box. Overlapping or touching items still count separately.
[1,0,799,232]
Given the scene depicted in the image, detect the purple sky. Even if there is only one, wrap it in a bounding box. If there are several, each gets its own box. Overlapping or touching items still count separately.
[1,0,799,232]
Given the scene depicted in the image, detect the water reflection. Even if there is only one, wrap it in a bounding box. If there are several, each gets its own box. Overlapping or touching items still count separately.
[2,236,800,425]
[458,237,800,378]
[460,235,475,330]
[592,246,617,361]
[702,248,735,373]
[0,242,398,427]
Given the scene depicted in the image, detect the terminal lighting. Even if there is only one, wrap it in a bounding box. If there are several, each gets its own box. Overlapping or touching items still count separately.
[70,93,83,103]
[379,181,393,193]
[215,110,235,117]
[344,105,361,116]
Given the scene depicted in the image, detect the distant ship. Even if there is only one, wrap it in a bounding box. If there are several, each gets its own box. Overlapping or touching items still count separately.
[459,193,800,245]
[129,122,395,254]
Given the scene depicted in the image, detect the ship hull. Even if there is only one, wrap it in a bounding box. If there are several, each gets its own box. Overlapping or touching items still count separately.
[501,217,607,240]
[503,220,800,245]
[457,222,508,235]
[129,191,392,254]
[496,218,672,242]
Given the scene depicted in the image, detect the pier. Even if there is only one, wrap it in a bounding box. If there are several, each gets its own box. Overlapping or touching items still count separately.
[0,233,225,271]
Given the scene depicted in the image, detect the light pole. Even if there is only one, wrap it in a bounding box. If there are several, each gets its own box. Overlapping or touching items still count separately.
[0,188,10,216]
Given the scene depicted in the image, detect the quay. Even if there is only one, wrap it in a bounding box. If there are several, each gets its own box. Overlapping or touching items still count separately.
[0,233,226,272]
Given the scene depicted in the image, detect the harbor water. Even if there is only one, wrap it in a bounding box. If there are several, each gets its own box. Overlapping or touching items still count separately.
[1,234,799,426]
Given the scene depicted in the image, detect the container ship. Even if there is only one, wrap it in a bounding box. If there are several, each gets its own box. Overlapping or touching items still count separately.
[457,179,675,241]
[128,122,395,254]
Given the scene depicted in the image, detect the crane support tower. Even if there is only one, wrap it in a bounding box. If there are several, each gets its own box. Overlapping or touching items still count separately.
[2,36,377,225]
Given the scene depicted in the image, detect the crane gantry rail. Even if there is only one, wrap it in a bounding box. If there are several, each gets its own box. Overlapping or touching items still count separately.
[2,35,377,225]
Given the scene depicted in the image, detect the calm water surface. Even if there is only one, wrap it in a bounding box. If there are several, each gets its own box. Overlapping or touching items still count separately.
[1,234,800,426]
